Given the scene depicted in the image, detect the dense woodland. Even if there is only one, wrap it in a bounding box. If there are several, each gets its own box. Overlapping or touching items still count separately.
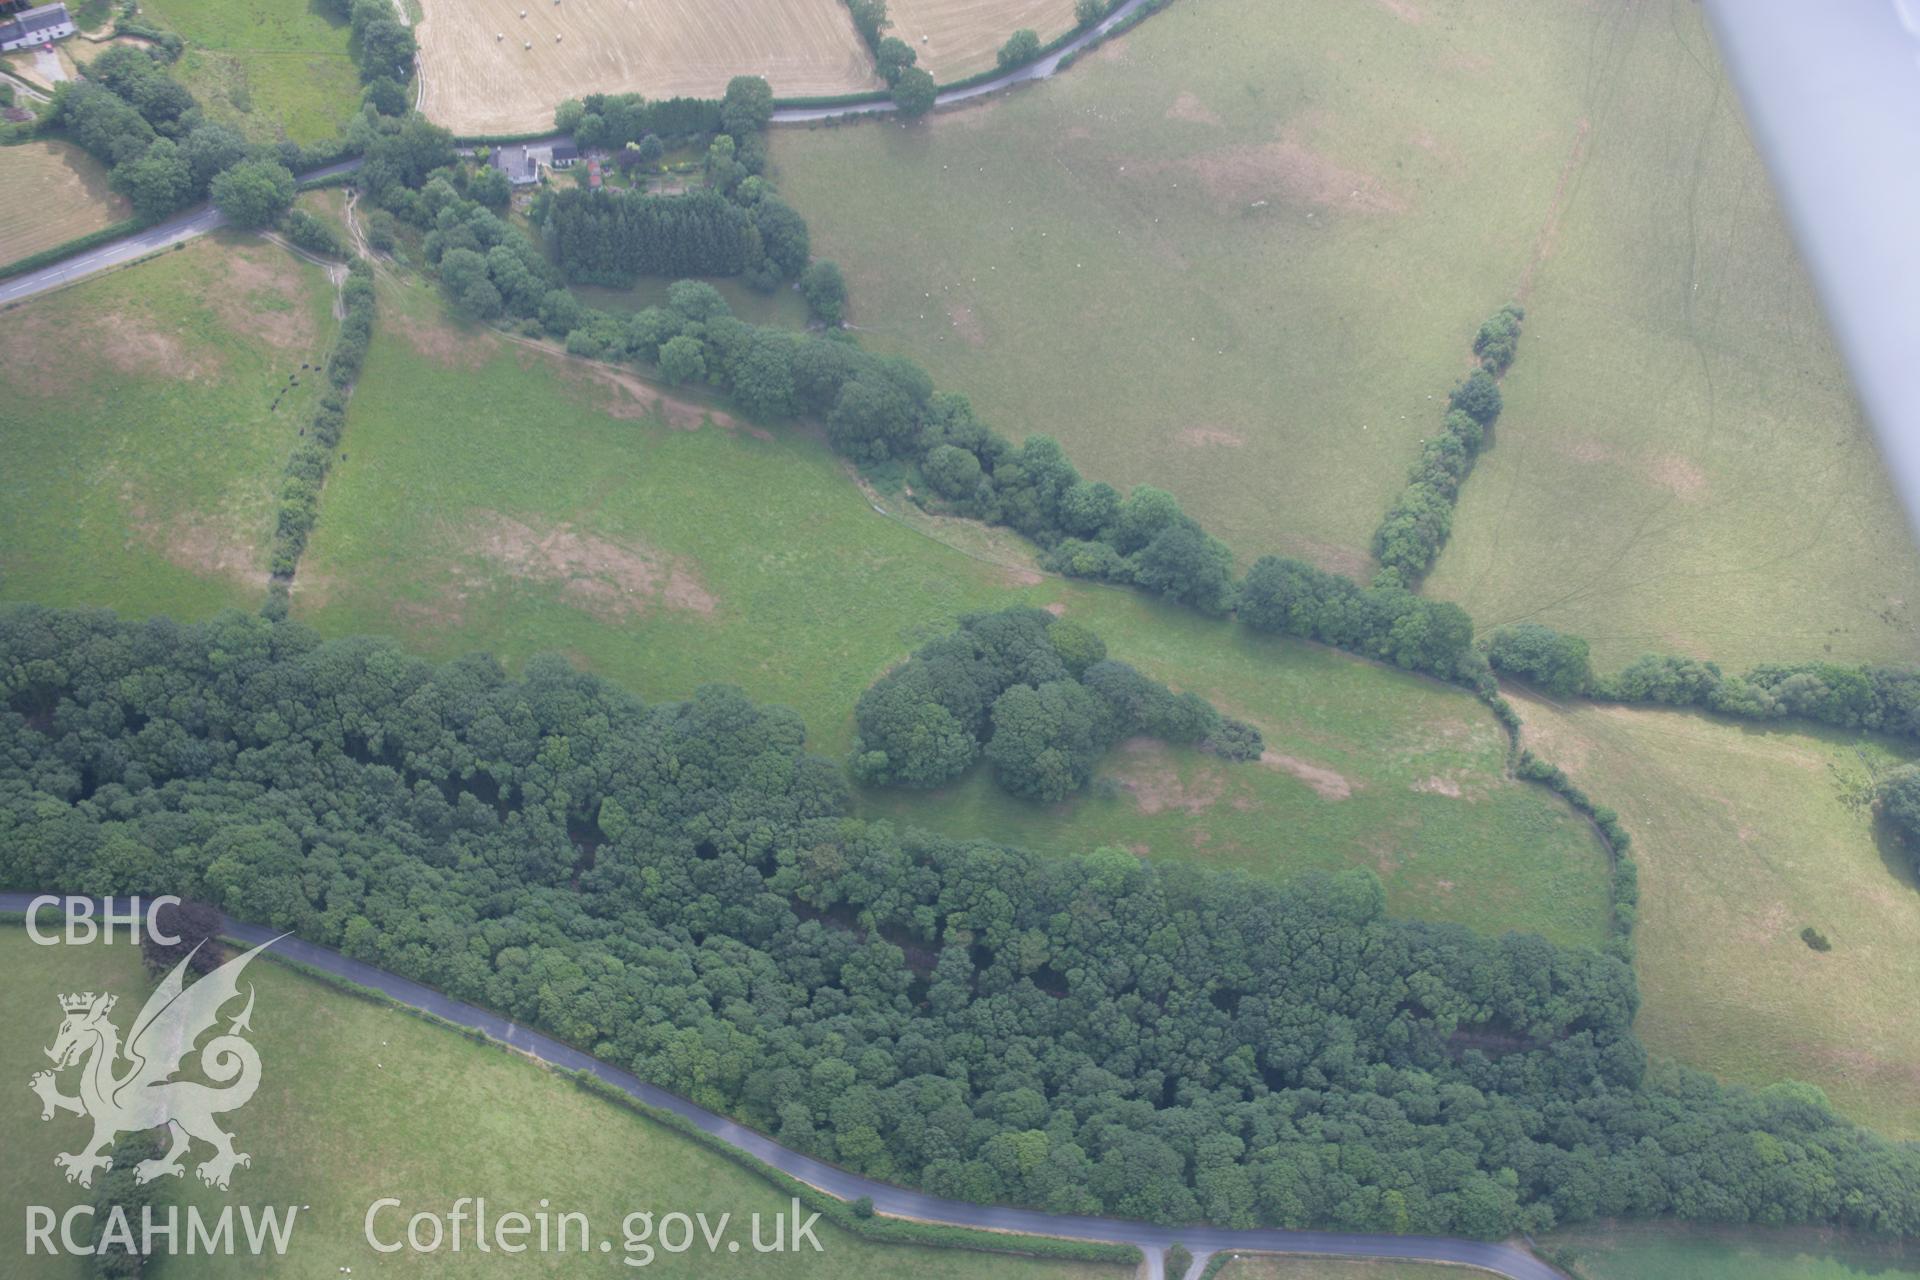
[851,608,1260,798]
[3,606,1917,1239]
[544,190,761,284]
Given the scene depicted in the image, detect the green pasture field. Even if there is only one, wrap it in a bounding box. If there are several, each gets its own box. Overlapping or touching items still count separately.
[1512,692,1920,1138]
[770,0,1600,576]
[1544,1223,1920,1280]
[139,0,361,143]
[1421,1,1920,670]
[773,0,1920,672]
[0,235,337,620]
[292,284,1609,946]
[0,929,1132,1279]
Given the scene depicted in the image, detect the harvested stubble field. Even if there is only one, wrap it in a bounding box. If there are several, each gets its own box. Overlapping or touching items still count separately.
[882,0,1081,83]
[0,139,130,267]
[415,0,881,136]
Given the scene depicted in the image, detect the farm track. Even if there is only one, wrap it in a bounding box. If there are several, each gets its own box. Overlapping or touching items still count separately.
[0,895,1564,1280]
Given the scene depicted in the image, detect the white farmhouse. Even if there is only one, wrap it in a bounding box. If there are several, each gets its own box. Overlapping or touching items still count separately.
[0,3,75,51]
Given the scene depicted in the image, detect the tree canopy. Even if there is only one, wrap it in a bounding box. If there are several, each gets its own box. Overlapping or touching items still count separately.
[210,158,297,229]
[2,605,1915,1240]
[852,608,1260,800]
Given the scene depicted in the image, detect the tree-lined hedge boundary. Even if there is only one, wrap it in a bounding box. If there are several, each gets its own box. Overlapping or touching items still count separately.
[263,257,376,617]
[1371,304,1522,589]
[1515,748,1639,962]
[0,216,151,282]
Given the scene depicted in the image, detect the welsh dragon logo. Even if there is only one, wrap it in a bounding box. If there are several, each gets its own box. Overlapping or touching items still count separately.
[28,938,282,1191]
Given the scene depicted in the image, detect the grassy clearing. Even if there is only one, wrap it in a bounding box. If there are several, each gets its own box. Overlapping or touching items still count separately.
[293,283,1608,945]
[1511,692,1920,1137]
[0,929,1132,1279]
[772,0,1601,575]
[0,140,130,269]
[132,0,360,143]
[1422,0,1920,670]
[1544,1223,1920,1280]
[0,235,337,620]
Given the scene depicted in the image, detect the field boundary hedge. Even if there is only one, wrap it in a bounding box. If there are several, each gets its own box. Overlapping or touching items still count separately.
[1370,304,1523,589]
[262,256,376,617]
[0,216,151,282]
[452,130,560,146]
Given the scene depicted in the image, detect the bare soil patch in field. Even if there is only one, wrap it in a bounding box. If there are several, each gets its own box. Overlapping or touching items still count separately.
[1174,122,1405,215]
[1648,453,1708,501]
[415,0,880,136]
[216,244,323,351]
[0,140,130,267]
[1116,739,1228,815]
[1260,750,1353,800]
[1163,90,1219,126]
[119,478,265,585]
[1177,426,1246,448]
[461,511,717,620]
[882,0,1080,83]
[571,358,762,435]
[4,303,215,386]
[390,306,496,370]
[147,514,263,582]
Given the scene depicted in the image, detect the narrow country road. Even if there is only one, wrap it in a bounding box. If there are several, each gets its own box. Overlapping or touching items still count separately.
[2,0,1152,307]
[0,159,361,307]
[769,0,1154,123]
[2,894,1563,1280]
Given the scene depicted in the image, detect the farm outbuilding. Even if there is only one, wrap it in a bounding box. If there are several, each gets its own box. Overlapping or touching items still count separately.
[549,140,578,167]
[492,145,540,185]
[0,2,75,51]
